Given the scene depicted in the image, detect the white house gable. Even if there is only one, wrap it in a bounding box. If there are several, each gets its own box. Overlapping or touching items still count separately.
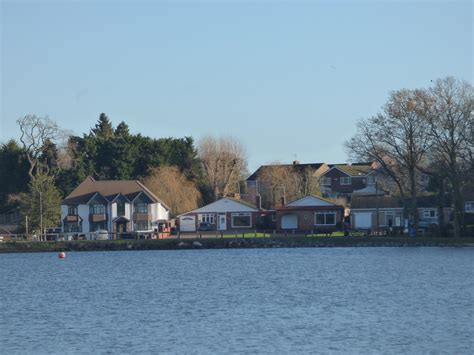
[190,198,258,214]
[287,195,335,207]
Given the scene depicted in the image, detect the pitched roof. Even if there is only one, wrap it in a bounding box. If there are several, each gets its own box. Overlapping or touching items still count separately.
[179,197,258,215]
[62,176,170,210]
[286,195,337,207]
[247,163,325,181]
[326,163,373,177]
[350,194,451,209]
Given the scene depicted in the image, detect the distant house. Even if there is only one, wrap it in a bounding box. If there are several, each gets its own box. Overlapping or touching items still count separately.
[319,163,375,200]
[350,194,452,230]
[244,161,328,207]
[276,195,344,232]
[178,197,260,232]
[61,176,169,238]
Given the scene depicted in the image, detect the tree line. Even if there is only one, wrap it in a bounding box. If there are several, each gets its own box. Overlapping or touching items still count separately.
[0,76,472,238]
[0,113,247,236]
[346,77,473,238]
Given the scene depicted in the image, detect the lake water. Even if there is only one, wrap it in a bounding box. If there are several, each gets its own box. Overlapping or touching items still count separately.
[1,248,473,354]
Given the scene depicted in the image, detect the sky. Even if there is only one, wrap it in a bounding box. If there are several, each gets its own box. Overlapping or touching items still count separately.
[1,0,472,172]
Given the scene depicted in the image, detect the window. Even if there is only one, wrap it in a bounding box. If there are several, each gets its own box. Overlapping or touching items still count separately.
[90,221,107,231]
[64,221,82,233]
[135,203,148,213]
[423,210,438,218]
[321,177,331,185]
[135,220,150,231]
[465,202,474,212]
[367,174,376,185]
[68,205,78,215]
[340,177,351,185]
[117,202,126,216]
[231,213,251,228]
[90,204,106,214]
[315,211,336,225]
[199,213,215,224]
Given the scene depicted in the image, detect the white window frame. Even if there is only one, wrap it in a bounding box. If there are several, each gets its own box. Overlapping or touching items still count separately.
[340,176,351,185]
[198,213,215,224]
[465,201,474,213]
[90,204,106,214]
[423,209,438,218]
[321,177,331,186]
[231,212,252,228]
[314,211,336,226]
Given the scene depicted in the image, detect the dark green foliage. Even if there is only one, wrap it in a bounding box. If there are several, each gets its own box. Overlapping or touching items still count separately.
[62,114,203,189]
[91,113,114,139]
[0,140,30,213]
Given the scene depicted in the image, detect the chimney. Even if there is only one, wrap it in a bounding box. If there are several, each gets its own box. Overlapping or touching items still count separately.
[280,196,286,207]
[256,194,262,210]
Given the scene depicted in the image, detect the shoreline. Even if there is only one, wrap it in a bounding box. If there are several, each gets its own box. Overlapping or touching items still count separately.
[1,236,473,253]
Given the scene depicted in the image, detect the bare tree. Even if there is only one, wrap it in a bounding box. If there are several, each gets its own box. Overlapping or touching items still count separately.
[257,163,321,209]
[258,164,300,209]
[17,115,65,179]
[426,77,474,238]
[198,135,247,200]
[143,166,201,217]
[346,89,432,229]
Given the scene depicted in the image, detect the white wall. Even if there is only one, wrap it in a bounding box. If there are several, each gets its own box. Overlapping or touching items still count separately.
[78,205,90,233]
[60,205,68,231]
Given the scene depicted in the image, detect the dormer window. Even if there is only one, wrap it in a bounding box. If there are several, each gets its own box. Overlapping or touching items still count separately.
[135,203,148,213]
[90,204,106,214]
[117,202,126,216]
[68,205,78,215]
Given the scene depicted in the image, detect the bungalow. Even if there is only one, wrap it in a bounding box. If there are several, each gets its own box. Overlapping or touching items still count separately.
[178,197,260,232]
[276,195,344,232]
[61,176,170,238]
[350,195,452,230]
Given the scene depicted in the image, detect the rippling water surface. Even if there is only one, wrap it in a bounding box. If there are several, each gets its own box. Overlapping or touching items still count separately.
[1,248,473,354]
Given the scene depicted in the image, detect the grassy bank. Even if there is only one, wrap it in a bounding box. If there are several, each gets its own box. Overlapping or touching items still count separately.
[1,235,473,253]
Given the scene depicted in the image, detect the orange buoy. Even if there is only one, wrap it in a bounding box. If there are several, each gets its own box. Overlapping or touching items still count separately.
[58,252,66,259]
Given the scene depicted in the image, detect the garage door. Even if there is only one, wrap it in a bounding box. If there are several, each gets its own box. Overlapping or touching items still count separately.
[281,214,298,229]
[180,216,196,232]
[354,212,372,229]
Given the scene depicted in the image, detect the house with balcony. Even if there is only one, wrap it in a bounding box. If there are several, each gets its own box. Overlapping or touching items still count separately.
[61,176,169,238]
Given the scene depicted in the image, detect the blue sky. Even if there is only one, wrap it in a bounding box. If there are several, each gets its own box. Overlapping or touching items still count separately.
[1,1,472,172]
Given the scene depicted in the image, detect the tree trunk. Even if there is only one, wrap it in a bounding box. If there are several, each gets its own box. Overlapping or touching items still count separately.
[452,178,462,239]
[409,168,418,231]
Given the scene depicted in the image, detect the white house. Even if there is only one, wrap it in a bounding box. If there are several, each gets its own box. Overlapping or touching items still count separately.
[178,197,259,232]
[61,176,169,238]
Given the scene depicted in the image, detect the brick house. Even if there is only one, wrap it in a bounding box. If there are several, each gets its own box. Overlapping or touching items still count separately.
[276,195,344,232]
[244,161,329,208]
[319,163,375,200]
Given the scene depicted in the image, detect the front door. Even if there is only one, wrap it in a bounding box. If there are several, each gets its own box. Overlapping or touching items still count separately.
[218,214,227,231]
[116,222,127,233]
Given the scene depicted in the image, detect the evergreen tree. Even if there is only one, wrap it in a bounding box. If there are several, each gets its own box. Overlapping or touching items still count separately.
[91,113,114,139]
[115,121,130,137]
[0,140,30,213]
